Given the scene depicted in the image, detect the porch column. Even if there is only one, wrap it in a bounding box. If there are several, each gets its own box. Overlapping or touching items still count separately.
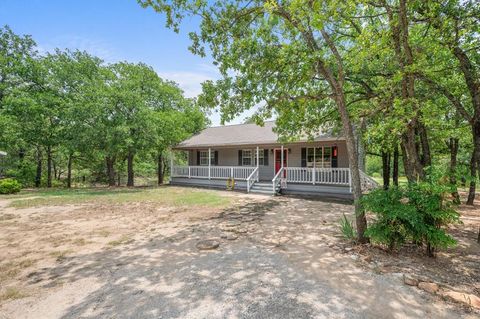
[313,147,316,185]
[208,148,211,180]
[281,145,284,169]
[256,146,259,182]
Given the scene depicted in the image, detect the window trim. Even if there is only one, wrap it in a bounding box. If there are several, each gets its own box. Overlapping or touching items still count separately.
[306,146,332,168]
[199,150,214,166]
[242,149,252,166]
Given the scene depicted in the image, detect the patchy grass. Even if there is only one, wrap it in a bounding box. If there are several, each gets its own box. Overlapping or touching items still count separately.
[8,187,231,209]
[107,235,134,247]
[0,259,37,283]
[0,287,27,301]
[49,250,73,262]
[0,213,16,221]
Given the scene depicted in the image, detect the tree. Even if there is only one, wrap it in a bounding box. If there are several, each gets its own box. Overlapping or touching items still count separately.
[140,0,371,242]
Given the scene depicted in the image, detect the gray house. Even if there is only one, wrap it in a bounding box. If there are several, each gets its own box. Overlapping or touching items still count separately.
[170,121,377,198]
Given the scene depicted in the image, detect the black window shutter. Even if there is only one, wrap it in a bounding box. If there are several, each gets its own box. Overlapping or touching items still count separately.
[238,150,242,166]
[196,151,200,165]
[332,146,338,167]
[214,151,218,166]
[301,148,307,167]
[263,149,269,166]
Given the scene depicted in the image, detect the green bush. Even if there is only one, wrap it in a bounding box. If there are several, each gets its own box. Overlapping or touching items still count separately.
[362,182,459,256]
[0,178,22,194]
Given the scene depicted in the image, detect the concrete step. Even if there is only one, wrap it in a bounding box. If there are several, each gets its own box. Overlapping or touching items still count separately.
[249,188,275,195]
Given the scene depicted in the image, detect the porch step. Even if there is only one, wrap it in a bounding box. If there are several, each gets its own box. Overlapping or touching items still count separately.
[249,182,280,195]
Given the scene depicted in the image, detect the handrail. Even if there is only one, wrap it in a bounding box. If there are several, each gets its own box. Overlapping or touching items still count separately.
[359,170,379,192]
[272,167,284,194]
[246,167,259,193]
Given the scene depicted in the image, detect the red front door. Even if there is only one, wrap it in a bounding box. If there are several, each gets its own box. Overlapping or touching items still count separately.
[275,149,288,174]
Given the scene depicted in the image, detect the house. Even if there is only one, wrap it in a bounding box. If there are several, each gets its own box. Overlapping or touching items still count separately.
[170,121,377,198]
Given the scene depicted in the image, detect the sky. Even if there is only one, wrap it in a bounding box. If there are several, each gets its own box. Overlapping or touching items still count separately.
[0,0,253,126]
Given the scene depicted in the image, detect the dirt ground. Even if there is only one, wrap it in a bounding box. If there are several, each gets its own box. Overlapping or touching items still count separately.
[0,186,478,319]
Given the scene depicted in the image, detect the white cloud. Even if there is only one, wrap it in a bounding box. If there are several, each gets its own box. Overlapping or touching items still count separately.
[37,35,119,62]
[157,70,215,98]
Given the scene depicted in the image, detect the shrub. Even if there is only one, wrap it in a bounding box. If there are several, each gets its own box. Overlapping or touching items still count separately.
[0,178,22,194]
[339,213,356,241]
[362,182,459,256]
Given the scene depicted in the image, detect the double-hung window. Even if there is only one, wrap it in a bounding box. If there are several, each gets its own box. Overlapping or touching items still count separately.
[306,147,331,168]
[242,150,252,166]
[254,149,264,165]
[199,150,214,166]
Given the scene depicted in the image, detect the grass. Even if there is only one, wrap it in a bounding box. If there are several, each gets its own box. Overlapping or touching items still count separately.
[371,176,409,187]
[107,235,134,247]
[0,259,37,283]
[49,250,73,262]
[0,287,27,301]
[8,186,231,209]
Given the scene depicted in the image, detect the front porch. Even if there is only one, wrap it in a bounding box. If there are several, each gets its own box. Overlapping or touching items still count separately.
[170,142,377,197]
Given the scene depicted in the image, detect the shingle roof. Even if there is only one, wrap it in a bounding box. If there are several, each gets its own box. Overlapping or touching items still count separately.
[175,121,343,149]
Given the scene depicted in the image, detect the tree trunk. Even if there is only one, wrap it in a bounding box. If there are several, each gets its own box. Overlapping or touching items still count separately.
[382,151,391,190]
[53,160,58,181]
[157,152,164,185]
[35,147,42,188]
[127,152,134,187]
[467,150,477,205]
[67,153,73,188]
[105,156,116,187]
[47,146,52,188]
[393,145,399,186]
[334,90,368,243]
[355,120,367,172]
[448,138,460,204]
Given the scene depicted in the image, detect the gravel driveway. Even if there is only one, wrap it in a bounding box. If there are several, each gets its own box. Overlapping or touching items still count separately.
[0,192,476,319]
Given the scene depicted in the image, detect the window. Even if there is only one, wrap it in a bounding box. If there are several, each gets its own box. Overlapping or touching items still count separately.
[323,147,331,168]
[254,149,265,165]
[199,150,214,166]
[306,147,331,168]
[242,150,252,166]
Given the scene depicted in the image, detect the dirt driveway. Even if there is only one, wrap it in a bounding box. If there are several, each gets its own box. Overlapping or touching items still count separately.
[0,187,478,318]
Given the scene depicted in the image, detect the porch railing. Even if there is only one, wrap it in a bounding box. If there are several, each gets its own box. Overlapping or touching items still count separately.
[171,165,256,180]
[246,167,259,193]
[284,167,351,186]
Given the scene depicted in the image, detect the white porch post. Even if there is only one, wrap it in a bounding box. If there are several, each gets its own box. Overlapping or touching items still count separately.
[349,168,352,193]
[256,146,259,182]
[313,147,316,185]
[281,145,284,168]
[208,148,211,180]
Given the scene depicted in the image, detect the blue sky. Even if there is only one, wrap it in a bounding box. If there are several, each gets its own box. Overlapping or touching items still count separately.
[0,0,251,125]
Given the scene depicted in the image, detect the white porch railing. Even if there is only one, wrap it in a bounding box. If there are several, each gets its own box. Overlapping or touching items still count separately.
[272,167,284,194]
[284,167,351,186]
[171,165,256,180]
[246,167,259,193]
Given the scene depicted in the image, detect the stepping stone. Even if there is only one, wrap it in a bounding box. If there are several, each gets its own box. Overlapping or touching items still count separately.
[196,240,220,250]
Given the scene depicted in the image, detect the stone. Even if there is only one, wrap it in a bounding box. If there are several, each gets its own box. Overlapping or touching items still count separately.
[418,282,439,294]
[226,234,238,241]
[362,255,373,263]
[403,274,419,286]
[344,247,353,252]
[241,217,255,222]
[440,290,480,309]
[350,254,359,261]
[196,240,220,250]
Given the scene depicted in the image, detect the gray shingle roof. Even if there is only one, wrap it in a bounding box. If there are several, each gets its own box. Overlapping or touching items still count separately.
[175,121,343,149]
